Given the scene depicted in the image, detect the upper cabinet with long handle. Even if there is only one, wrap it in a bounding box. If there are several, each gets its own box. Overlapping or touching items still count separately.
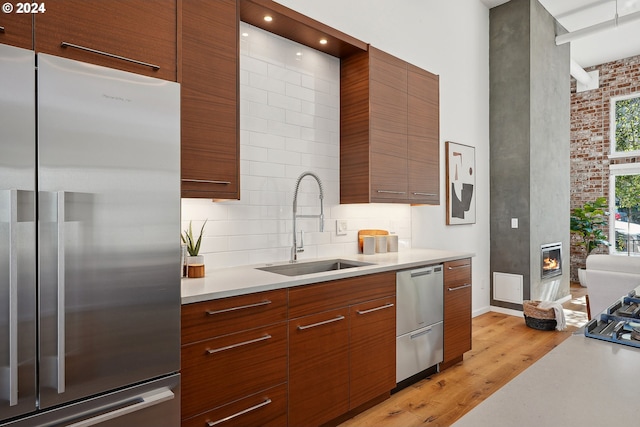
[0,13,32,50]
[34,0,177,81]
[341,47,440,205]
[179,0,239,199]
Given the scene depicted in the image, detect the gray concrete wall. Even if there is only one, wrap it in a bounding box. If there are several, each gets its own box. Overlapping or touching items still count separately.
[489,0,570,309]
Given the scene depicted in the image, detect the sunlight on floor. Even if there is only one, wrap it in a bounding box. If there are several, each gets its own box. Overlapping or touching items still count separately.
[563,295,589,328]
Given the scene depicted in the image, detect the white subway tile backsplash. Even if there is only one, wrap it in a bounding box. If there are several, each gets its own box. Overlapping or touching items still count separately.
[181,22,412,269]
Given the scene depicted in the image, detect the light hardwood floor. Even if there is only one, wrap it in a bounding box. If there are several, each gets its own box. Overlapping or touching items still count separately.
[339,284,588,427]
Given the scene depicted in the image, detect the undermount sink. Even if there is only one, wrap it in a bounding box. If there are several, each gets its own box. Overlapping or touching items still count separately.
[257,259,374,277]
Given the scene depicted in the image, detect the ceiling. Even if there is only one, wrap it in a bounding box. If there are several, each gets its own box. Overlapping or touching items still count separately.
[482,0,640,68]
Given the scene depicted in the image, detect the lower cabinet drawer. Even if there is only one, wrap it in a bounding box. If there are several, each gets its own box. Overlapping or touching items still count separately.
[181,323,287,420]
[396,321,443,383]
[181,383,287,427]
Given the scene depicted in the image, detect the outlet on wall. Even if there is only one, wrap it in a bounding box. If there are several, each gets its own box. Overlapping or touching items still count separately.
[336,219,348,236]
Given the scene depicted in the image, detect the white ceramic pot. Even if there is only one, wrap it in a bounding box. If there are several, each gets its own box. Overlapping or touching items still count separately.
[577,268,587,287]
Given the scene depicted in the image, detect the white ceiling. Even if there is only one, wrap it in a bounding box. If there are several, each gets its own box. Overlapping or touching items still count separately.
[482,0,640,68]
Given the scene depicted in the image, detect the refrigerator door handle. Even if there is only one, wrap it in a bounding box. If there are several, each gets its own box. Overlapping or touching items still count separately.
[3,189,19,406]
[65,388,175,427]
[56,191,66,394]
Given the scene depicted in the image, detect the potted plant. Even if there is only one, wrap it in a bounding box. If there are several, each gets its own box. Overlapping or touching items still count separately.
[181,219,207,278]
[570,197,610,286]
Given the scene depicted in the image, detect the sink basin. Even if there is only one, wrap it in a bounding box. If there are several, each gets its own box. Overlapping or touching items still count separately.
[257,259,374,277]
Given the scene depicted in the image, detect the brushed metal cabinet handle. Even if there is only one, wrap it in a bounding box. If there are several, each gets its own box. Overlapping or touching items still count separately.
[207,398,272,427]
[447,264,470,270]
[206,334,272,355]
[410,327,433,339]
[448,284,472,292]
[60,42,160,70]
[206,300,271,315]
[0,26,5,32]
[182,179,232,185]
[376,190,406,194]
[297,315,345,330]
[357,303,394,315]
[412,192,437,196]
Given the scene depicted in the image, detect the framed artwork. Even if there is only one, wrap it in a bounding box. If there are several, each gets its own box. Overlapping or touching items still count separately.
[446,141,476,225]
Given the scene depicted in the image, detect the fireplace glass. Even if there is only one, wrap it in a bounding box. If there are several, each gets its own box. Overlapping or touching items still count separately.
[541,242,562,279]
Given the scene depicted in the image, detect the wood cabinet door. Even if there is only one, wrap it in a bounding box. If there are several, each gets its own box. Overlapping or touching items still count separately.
[350,296,396,409]
[180,0,239,199]
[443,259,472,364]
[181,383,287,427]
[289,308,350,427]
[408,66,439,204]
[34,0,177,81]
[0,14,32,49]
[181,323,287,420]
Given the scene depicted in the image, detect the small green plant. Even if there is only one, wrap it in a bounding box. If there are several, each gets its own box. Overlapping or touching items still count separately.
[570,197,610,254]
[181,220,207,256]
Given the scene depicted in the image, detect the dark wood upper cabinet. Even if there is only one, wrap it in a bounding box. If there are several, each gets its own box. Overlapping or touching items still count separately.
[34,0,177,81]
[0,14,32,50]
[341,47,440,205]
[180,0,239,199]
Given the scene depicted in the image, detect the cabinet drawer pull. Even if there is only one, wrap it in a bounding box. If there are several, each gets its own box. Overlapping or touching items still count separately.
[357,303,394,315]
[206,334,271,355]
[448,284,471,292]
[206,398,272,427]
[412,192,437,196]
[182,179,232,185]
[60,42,160,70]
[297,315,345,330]
[206,300,271,315]
[447,264,470,270]
[0,26,5,33]
[376,190,406,194]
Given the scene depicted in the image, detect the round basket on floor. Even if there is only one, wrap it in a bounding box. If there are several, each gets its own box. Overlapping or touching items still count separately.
[524,315,557,331]
[523,300,557,331]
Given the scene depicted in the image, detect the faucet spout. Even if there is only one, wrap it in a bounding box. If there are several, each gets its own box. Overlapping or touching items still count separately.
[291,171,325,263]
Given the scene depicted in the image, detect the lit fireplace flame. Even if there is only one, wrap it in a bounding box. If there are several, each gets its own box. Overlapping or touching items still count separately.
[543,256,559,271]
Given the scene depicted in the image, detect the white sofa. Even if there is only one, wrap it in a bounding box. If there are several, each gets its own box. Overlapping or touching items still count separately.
[585,254,640,318]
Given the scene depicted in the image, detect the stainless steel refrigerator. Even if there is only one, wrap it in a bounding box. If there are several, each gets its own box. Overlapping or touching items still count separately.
[1,44,181,426]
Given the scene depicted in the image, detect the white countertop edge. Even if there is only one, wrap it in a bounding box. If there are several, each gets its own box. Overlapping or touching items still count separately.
[181,248,475,304]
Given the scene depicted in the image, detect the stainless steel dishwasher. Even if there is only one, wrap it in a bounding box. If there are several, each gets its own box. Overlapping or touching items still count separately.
[396,265,444,383]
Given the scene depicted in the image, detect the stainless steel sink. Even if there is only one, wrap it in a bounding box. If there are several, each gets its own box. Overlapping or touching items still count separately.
[256,259,374,277]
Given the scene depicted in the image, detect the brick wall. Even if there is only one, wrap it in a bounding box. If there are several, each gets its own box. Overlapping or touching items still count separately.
[570,54,640,280]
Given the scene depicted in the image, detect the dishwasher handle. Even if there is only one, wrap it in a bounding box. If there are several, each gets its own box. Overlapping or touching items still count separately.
[410,265,442,278]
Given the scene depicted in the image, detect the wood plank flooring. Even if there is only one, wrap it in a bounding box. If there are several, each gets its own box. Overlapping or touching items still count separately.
[339,284,588,427]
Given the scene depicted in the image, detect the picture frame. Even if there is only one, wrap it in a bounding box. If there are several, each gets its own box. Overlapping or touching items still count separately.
[446,141,476,225]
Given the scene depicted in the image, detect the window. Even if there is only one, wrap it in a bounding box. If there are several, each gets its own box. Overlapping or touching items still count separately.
[611,94,640,155]
[610,93,640,254]
[610,165,640,255]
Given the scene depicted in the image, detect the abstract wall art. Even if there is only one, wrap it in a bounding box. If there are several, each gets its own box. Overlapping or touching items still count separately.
[446,141,476,225]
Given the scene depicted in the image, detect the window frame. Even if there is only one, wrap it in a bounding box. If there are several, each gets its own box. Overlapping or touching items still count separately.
[609,163,640,255]
[610,92,640,158]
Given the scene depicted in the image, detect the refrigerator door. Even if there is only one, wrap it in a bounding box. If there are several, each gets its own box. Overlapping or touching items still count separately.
[37,54,181,409]
[0,45,37,421]
[2,374,180,427]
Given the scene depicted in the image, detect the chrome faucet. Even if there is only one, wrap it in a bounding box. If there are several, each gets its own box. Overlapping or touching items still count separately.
[291,171,324,263]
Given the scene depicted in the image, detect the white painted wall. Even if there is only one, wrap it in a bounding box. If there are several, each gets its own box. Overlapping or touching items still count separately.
[273,0,492,315]
[182,0,491,316]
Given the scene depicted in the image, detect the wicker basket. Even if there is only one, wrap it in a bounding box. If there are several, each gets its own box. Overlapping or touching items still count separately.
[523,300,557,331]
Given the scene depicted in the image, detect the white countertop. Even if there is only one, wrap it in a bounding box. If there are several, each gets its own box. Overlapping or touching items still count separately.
[452,320,640,426]
[181,248,474,304]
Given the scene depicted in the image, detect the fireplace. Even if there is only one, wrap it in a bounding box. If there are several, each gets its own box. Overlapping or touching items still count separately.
[541,242,562,279]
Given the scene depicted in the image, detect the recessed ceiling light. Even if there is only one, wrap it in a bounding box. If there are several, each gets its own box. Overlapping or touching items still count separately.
[242,32,249,37]
[264,15,273,22]
[319,38,328,45]
[296,52,302,56]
